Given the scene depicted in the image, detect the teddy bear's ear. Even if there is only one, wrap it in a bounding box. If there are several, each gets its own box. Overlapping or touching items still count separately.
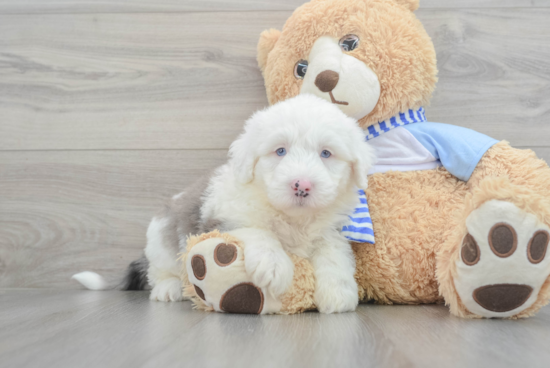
[393,0,419,11]
[257,28,281,73]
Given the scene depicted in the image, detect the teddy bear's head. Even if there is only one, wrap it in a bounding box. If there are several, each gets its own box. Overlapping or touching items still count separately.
[257,0,437,128]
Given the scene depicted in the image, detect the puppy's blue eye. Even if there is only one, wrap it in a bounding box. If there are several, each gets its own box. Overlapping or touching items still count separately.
[276,148,287,156]
[321,150,332,158]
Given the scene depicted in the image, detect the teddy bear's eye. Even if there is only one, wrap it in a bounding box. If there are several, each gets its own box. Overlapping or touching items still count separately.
[294,60,308,79]
[339,34,360,52]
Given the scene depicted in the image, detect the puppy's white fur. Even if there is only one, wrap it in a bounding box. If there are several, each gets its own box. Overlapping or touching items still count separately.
[142,95,374,312]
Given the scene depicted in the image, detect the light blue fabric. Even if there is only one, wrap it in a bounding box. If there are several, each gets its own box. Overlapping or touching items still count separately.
[403,122,498,182]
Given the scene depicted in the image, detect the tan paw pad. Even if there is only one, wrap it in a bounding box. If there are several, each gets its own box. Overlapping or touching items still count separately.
[528,231,549,264]
[461,233,480,266]
[473,284,533,313]
[214,243,238,267]
[191,255,206,280]
[489,223,517,258]
[194,285,206,300]
[220,282,264,314]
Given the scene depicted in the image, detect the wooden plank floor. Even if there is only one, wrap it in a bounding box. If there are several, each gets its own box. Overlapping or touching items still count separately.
[2,0,550,288]
[0,289,549,368]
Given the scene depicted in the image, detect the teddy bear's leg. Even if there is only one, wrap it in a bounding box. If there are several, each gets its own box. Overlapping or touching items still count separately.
[437,142,550,318]
[443,197,550,319]
[182,229,316,314]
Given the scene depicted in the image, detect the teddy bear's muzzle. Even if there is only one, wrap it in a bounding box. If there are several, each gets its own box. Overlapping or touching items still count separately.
[315,70,339,92]
[314,70,349,106]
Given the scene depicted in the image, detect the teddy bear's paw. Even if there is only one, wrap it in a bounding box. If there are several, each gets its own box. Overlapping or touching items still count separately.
[314,276,359,314]
[186,236,283,314]
[149,277,183,302]
[455,200,550,318]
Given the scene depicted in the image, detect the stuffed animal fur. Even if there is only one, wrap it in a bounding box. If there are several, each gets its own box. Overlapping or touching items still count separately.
[182,0,550,318]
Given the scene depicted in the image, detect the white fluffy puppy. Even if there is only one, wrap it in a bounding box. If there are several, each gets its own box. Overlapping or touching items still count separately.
[74,94,375,313]
[202,95,376,313]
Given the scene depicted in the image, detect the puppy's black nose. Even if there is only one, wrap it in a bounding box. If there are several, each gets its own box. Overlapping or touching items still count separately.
[315,70,339,93]
[292,179,311,198]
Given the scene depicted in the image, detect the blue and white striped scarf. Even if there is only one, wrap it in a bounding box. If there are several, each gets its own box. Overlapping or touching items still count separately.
[342,107,427,244]
[366,107,426,141]
[341,189,374,243]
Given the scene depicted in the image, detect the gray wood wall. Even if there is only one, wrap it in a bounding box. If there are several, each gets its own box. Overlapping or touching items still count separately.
[2,0,550,288]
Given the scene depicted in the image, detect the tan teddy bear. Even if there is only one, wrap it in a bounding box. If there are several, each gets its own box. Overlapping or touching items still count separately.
[182,0,550,318]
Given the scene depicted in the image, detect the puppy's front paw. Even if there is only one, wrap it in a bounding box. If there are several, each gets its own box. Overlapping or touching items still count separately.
[314,277,358,314]
[149,278,183,302]
[244,246,294,297]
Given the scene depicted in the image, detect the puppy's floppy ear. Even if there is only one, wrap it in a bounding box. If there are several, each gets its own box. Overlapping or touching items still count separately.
[392,0,420,11]
[257,28,281,73]
[229,123,259,184]
[351,139,376,189]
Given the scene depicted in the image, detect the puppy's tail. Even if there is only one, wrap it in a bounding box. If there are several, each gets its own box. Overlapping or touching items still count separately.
[71,271,109,290]
[72,256,150,291]
[120,256,150,290]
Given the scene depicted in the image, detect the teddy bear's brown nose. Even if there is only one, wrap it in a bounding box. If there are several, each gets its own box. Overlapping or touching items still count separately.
[315,70,339,93]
